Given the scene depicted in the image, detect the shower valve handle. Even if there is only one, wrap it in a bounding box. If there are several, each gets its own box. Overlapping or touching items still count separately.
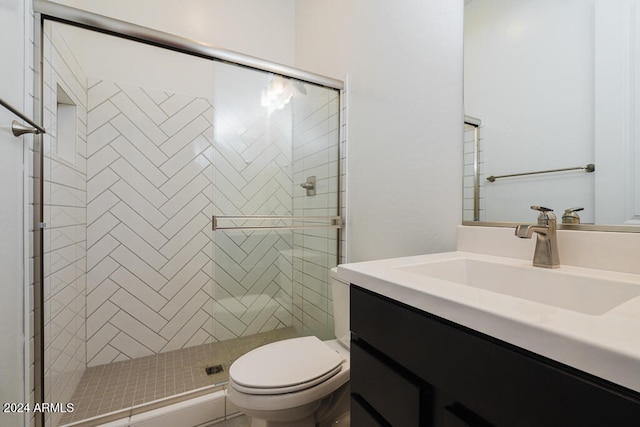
[300,176,316,196]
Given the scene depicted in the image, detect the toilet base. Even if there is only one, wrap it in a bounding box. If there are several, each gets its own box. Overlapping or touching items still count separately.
[244,401,320,427]
[245,383,350,427]
[249,415,315,427]
[249,412,349,427]
[247,383,351,427]
[316,383,350,427]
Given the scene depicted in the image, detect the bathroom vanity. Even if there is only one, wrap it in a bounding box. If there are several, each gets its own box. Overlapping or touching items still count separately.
[339,251,640,426]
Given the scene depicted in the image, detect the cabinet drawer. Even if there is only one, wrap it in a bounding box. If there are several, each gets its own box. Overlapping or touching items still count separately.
[351,340,428,426]
[351,395,390,427]
[351,285,640,426]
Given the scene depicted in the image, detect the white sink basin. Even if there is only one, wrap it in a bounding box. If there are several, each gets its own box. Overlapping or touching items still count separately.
[396,258,640,315]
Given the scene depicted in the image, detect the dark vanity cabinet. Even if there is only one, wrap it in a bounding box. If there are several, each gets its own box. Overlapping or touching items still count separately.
[350,285,640,427]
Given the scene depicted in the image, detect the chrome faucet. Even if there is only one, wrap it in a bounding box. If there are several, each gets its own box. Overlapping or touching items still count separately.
[515,206,560,268]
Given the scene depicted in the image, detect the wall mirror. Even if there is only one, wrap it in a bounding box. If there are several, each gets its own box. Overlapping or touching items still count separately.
[463,0,640,230]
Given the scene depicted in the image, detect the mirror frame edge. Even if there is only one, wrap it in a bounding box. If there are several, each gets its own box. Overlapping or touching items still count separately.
[462,221,640,233]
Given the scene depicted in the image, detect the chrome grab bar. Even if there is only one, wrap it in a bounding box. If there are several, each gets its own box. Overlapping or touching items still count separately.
[486,163,595,183]
[212,215,342,231]
[0,97,46,136]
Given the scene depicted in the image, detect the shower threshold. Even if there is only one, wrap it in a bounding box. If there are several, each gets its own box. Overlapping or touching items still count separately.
[59,327,297,426]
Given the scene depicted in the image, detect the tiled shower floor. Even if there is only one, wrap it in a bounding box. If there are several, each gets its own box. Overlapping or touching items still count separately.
[60,328,298,425]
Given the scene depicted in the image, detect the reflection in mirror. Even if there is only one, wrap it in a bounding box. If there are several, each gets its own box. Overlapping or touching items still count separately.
[463,116,482,221]
[463,0,640,228]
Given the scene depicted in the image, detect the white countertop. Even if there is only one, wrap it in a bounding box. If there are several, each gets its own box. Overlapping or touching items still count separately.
[337,251,640,393]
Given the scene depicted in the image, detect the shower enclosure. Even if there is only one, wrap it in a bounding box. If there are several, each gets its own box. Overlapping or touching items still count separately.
[34,2,343,426]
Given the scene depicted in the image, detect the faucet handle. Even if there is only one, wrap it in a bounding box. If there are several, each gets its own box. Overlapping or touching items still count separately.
[530,206,555,225]
[562,207,584,224]
[530,205,553,213]
[564,207,584,213]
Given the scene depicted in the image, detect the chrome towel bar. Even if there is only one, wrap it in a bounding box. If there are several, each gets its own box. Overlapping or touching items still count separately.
[212,215,342,231]
[487,164,595,183]
[0,97,46,136]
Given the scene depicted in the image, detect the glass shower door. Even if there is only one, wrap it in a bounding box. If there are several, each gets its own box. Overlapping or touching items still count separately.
[210,61,341,364]
[41,20,218,425]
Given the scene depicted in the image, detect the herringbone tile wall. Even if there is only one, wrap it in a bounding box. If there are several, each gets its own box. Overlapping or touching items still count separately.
[86,79,217,367]
[84,66,341,367]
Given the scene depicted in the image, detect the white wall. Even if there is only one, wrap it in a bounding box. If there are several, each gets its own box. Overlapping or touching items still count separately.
[54,24,216,100]
[295,0,464,261]
[49,0,297,67]
[0,1,29,426]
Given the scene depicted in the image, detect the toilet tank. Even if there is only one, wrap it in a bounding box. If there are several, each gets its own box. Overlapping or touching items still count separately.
[330,268,350,349]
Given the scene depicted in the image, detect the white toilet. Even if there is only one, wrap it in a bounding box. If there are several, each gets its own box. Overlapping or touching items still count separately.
[227,271,350,427]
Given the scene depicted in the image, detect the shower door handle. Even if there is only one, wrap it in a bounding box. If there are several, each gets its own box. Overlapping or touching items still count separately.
[212,215,342,231]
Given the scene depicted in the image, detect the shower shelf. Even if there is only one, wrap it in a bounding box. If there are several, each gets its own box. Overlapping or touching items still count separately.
[212,215,342,231]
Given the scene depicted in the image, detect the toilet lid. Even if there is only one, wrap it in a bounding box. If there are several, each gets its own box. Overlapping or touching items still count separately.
[230,336,343,394]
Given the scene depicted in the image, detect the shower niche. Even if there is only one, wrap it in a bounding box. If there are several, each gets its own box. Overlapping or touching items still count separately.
[39,15,342,426]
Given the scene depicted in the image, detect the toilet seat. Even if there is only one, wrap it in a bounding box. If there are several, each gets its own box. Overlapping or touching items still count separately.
[229,336,344,395]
